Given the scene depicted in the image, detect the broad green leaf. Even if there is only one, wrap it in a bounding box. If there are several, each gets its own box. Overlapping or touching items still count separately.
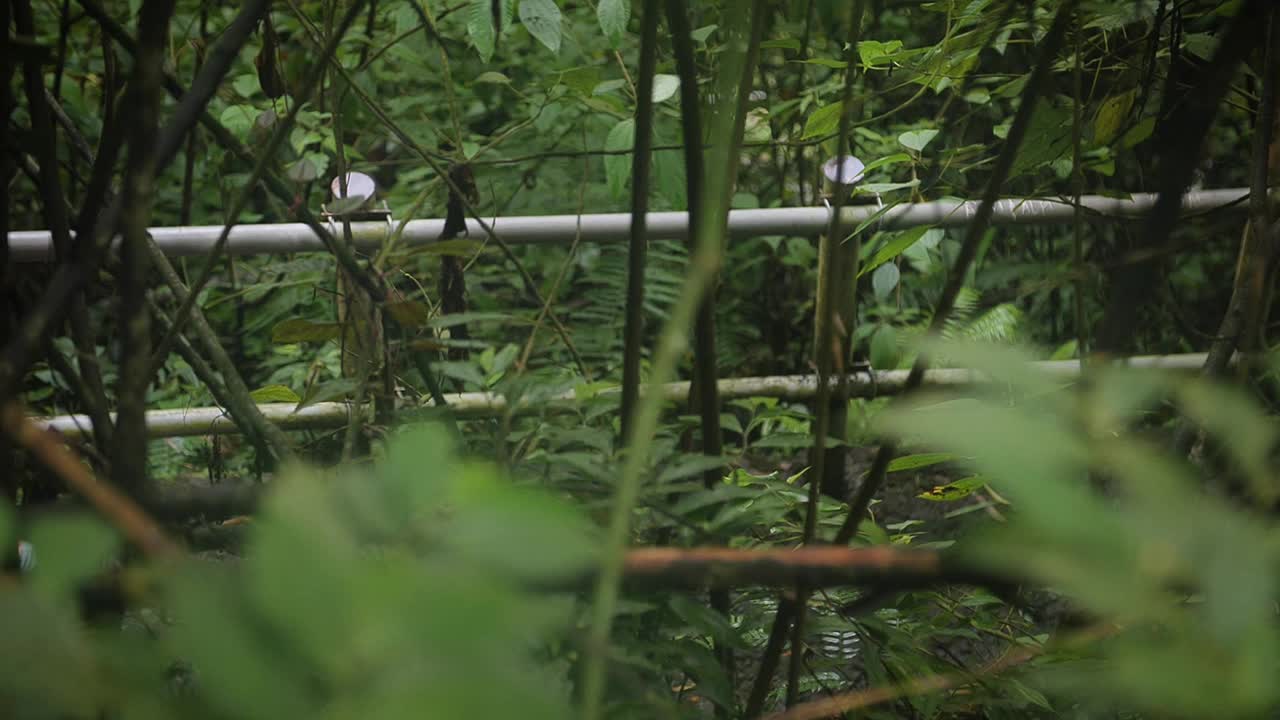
[1009,101,1072,177]
[1121,116,1155,148]
[0,589,106,716]
[888,452,957,472]
[436,360,488,389]
[860,153,911,174]
[869,323,898,369]
[219,104,255,137]
[251,384,302,403]
[871,261,900,299]
[385,300,431,327]
[467,0,513,62]
[859,179,919,193]
[604,118,635,199]
[898,128,939,152]
[232,73,259,98]
[27,514,118,601]
[857,39,903,68]
[801,103,842,139]
[859,226,930,277]
[651,74,680,103]
[559,66,600,96]
[296,377,362,410]
[597,0,629,47]
[474,71,511,84]
[519,0,562,53]
[743,108,772,143]
[592,78,627,95]
[285,157,318,183]
[272,318,342,343]
[1093,89,1136,145]
[690,24,717,43]
[667,595,749,651]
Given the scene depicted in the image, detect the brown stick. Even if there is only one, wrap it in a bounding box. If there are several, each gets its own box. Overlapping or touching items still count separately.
[1,403,180,559]
[614,546,946,591]
[762,624,1116,720]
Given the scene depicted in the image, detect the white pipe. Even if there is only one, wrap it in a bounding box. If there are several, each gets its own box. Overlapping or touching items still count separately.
[31,353,1215,439]
[6,189,1253,262]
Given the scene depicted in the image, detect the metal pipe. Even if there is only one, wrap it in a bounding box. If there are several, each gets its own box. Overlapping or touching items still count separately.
[6,188,1254,262]
[32,353,1216,439]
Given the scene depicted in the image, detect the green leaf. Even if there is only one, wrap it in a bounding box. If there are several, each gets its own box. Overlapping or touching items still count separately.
[898,128,938,152]
[857,39,903,68]
[597,0,629,47]
[888,452,957,473]
[760,37,801,51]
[467,0,513,62]
[869,324,898,369]
[437,360,488,389]
[385,300,431,327]
[1010,102,1072,177]
[859,226,930,278]
[251,384,302,403]
[801,103,842,139]
[1093,89,1136,145]
[871,261,900,299]
[917,475,988,501]
[559,66,600,96]
[690,24,717,44]
[285,157,318,183]
[296,377,361,410]
[860,153,911,174]
[519,0,562,53]
[219,104,255,137]
[604,118,635,199]
[743,108,772,143]
[651,74,680,103]
[859,179,919,193]
[474,71,511,84]
[592,79,627,95]
[27,514,118,601]
[1120,116,1155,148]
[232,73,259,98]
[798,57,847,69]
[272,318,342,343]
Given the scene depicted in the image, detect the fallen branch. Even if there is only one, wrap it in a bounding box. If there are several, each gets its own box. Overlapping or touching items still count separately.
[610,546,950,591]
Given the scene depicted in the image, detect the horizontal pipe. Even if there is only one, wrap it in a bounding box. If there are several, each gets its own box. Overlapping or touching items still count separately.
[6,188,1254,262]
[32,353,1215,439]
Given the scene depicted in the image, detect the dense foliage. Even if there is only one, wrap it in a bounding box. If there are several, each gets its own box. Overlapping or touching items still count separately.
[2,0,1278,718]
